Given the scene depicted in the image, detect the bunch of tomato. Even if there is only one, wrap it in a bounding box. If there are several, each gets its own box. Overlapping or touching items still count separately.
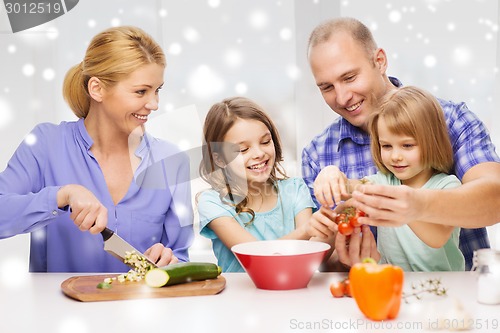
[335,207,366,236]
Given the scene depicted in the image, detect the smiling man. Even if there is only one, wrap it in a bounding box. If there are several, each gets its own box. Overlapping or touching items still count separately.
[302,17,500,270]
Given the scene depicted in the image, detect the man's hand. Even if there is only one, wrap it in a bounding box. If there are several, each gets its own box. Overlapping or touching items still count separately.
[350,183,426,227]
[335,224,380,267]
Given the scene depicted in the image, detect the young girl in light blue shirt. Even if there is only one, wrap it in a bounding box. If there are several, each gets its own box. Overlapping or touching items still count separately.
[197,97,316,272]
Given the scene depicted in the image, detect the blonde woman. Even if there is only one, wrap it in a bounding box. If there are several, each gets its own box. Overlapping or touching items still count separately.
[0,26,193,272]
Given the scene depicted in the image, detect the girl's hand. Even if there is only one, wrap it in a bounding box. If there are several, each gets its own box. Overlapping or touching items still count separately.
[144,243,179,267]
[57,184,108,234]
[313,165,349,208]
[307,206,338,240]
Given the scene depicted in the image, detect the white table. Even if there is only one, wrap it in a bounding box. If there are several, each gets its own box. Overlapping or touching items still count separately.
[1,271,498,333]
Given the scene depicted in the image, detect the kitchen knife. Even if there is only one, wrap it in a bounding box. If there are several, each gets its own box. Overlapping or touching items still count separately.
[101,227,157,269]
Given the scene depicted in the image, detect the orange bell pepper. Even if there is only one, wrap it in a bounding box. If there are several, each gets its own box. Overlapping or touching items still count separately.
[349,258,404,321]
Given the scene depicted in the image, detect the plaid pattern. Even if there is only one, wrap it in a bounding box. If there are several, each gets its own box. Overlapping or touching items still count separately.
[301,77,500,270]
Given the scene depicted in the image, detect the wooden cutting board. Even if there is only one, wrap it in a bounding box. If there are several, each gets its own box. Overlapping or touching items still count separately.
[61,274,226,302]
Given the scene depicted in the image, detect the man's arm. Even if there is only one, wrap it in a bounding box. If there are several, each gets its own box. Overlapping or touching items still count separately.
[301,148,321,209]
[351,162,500,228]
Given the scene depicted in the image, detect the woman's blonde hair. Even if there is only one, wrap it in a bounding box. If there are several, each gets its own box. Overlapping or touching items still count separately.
[369,86,454,175]
[62,26,165,118]
[199,96,287,223]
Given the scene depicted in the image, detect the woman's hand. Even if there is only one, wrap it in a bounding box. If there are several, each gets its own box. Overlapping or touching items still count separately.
[144,243,178,267]
[313,165,349,208]
[57,184,108,234]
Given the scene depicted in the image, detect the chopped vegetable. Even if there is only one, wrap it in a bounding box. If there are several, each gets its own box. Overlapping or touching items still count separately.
[96,250,155,289]
[96,282,112,289]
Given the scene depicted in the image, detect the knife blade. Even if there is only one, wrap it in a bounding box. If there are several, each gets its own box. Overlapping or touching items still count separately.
[101,227,157,269]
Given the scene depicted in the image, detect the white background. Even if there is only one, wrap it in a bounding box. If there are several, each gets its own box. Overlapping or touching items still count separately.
[0,0,499,275]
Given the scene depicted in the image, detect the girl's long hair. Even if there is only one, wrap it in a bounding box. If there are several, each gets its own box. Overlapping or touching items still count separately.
[199,96,287,224]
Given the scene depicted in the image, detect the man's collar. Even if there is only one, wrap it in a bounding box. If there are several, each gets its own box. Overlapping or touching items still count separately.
[389,76,403,87]
[338,117,370,146]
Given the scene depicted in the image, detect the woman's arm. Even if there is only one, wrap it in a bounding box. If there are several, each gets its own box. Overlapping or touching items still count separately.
[0,125,64,237]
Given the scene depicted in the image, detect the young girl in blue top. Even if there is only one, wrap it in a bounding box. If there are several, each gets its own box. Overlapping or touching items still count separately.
[198,97,316,272]
[311,86,465,271]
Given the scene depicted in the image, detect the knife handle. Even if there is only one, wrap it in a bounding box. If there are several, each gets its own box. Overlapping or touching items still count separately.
[101,227,114,241]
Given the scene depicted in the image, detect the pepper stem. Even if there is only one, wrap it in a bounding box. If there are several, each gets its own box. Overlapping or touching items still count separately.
[361,257,377,264]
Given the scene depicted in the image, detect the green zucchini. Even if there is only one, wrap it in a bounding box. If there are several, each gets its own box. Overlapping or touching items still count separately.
[145,262,222,288]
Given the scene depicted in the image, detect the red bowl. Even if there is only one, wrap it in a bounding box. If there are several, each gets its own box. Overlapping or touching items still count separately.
[231,240,331,290]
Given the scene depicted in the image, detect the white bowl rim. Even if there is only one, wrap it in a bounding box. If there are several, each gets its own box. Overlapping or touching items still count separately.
[231,239,331,256]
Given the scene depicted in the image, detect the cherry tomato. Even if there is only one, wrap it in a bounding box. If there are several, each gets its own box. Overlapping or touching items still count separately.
[349,209,366,227]
[335,213,347,224]
[348,216,362,228]
[329,281,345,298]
[356,210,367,218]
[329,279,352,298]
[342,278,352,297]
[338,222,354,236]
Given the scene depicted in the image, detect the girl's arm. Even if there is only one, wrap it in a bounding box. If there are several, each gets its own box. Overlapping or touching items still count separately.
[207,216,258,250]
[306,206,338,270]
[209,208,313,251]
[280,207,312,240]
[407,221,454,248]
[288,177,330,240]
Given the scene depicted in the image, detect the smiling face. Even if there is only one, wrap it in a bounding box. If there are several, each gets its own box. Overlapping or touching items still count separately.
[377,117,433,188]
[309,32,392,131]
[98,63,164,134]
[219,118,276,188]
